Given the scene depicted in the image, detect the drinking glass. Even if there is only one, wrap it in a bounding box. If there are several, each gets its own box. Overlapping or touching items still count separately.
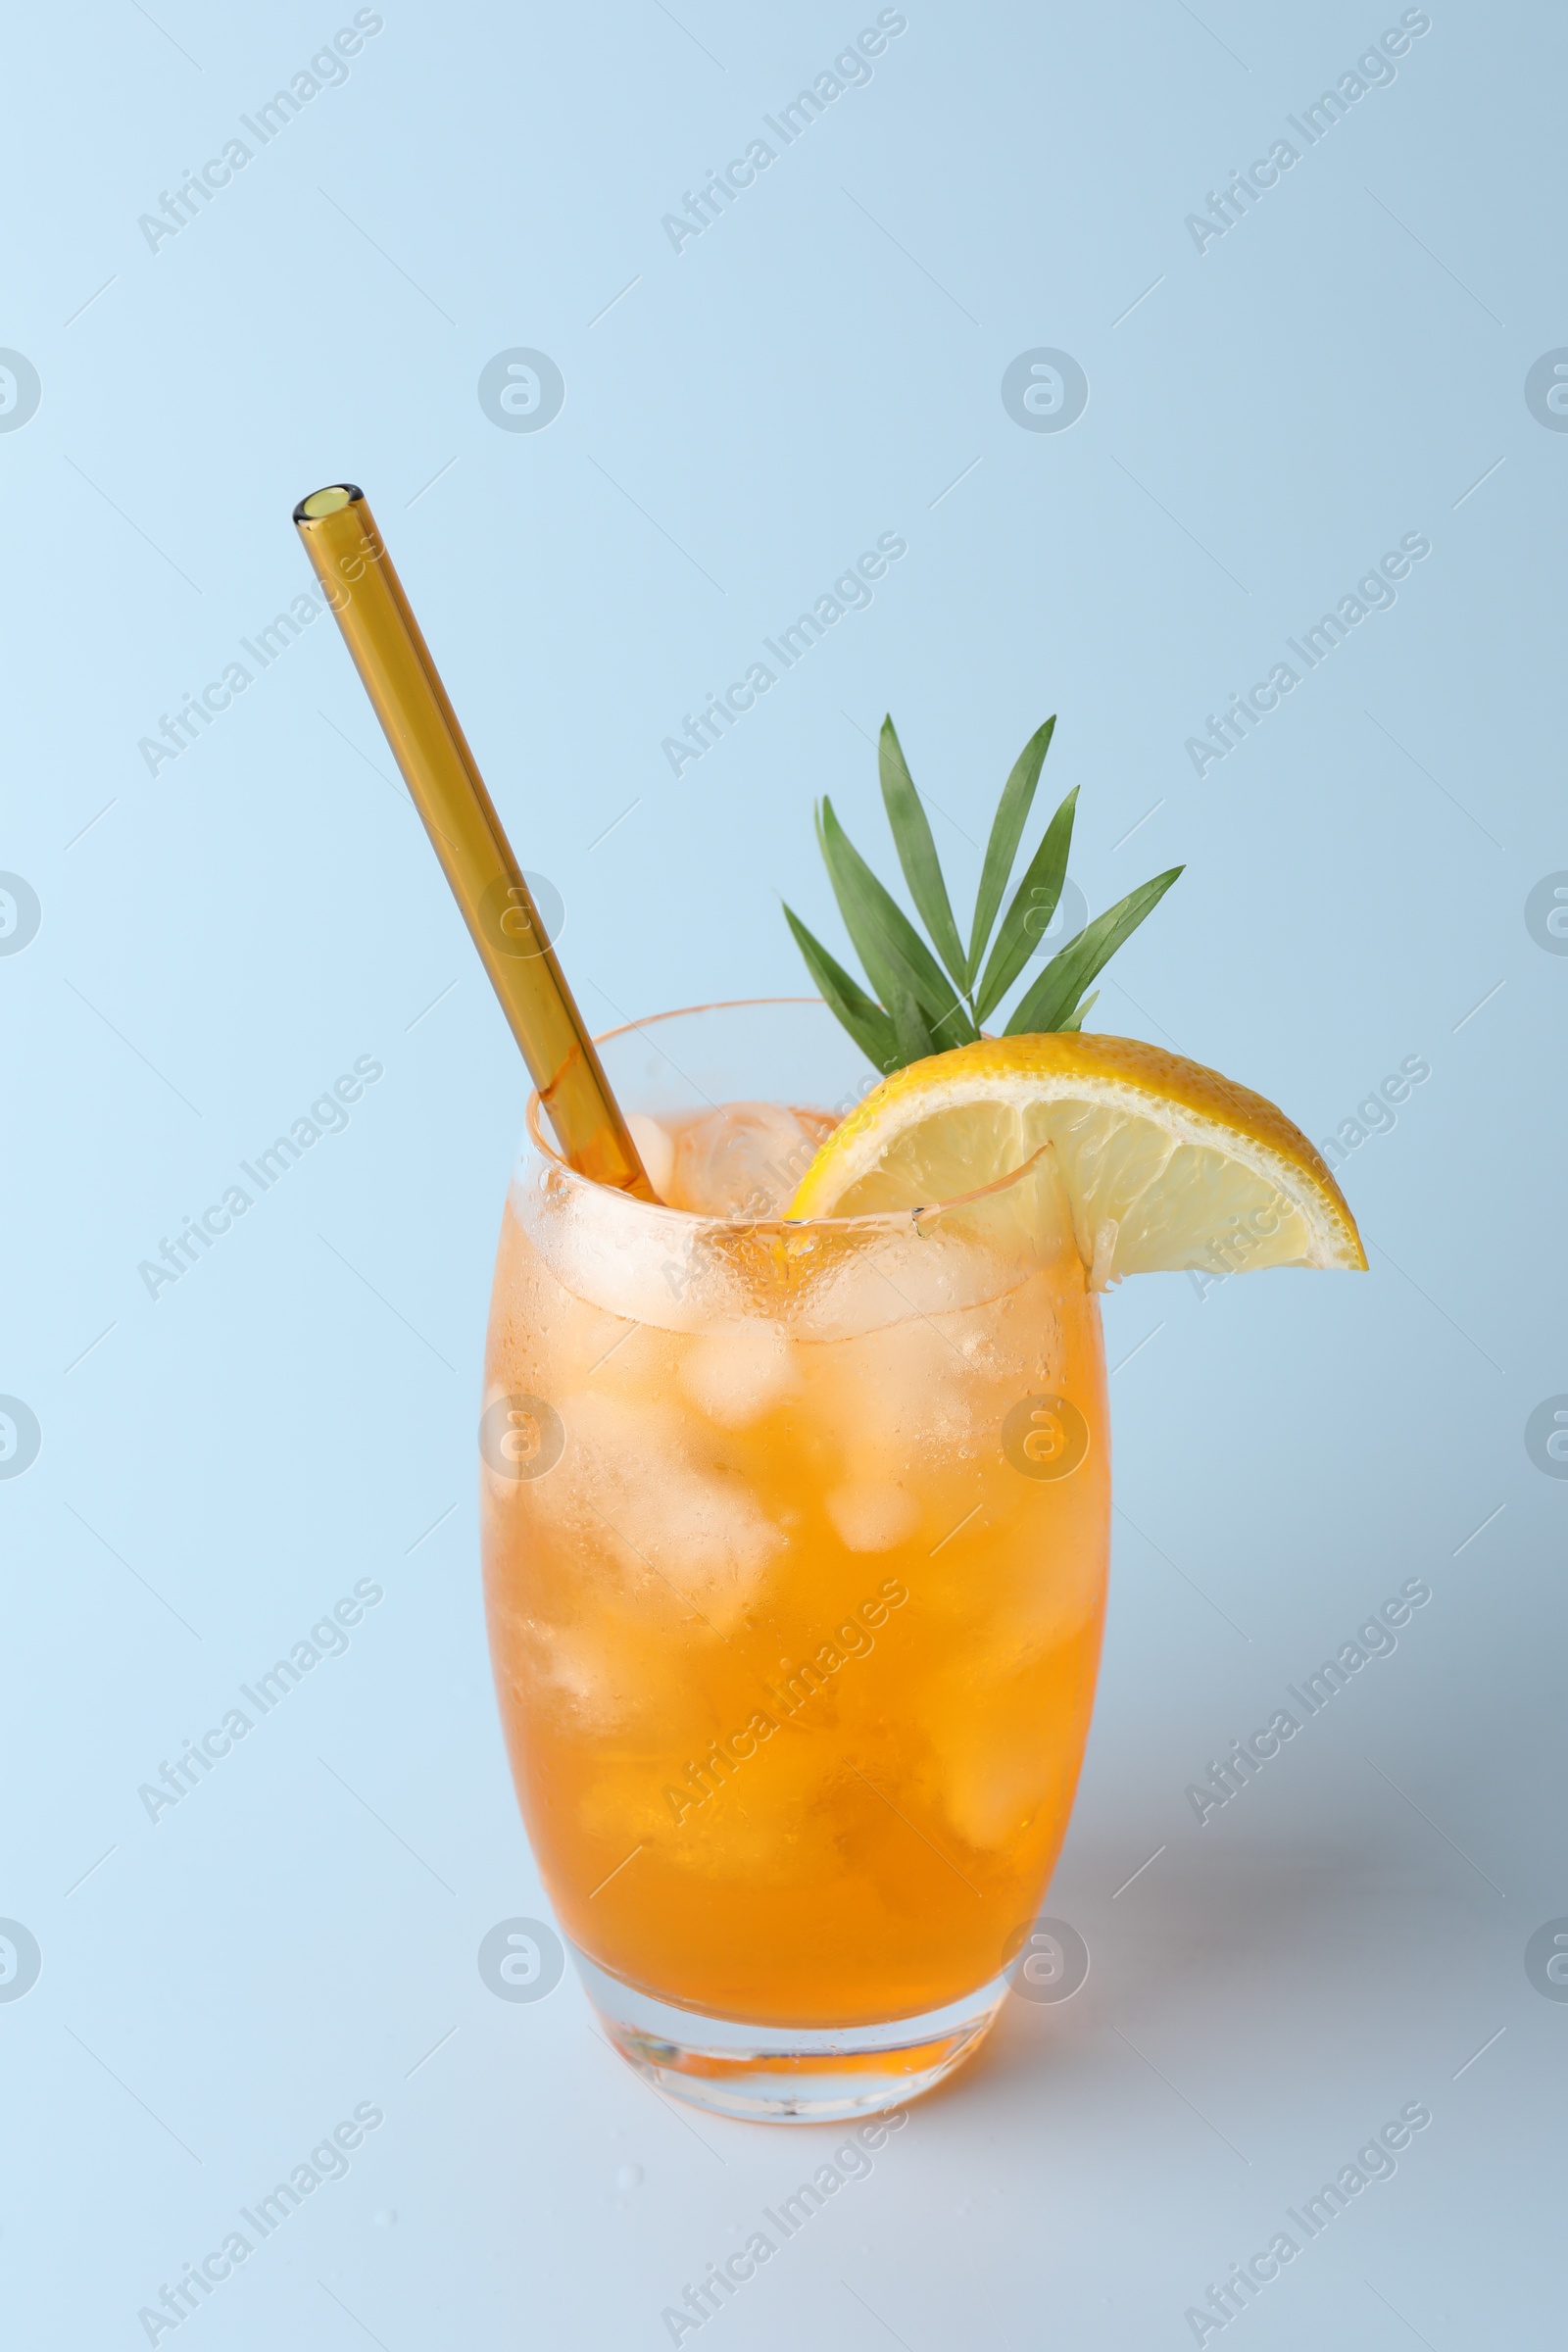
[481,1000,1109,2121]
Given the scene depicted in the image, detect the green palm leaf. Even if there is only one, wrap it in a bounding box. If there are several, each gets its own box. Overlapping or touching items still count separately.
[973,786,1078,1025]
[817,800,977,1047]
[1005,869,1184,1036]
[781,904,900,1073]
[967,717,1055,984]
[781,716,1184,1074]
[888,985,937,1066]
[878,717,967,991]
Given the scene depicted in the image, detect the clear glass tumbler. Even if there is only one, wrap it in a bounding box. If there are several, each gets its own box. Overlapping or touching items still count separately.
[481,1000,1109,2121]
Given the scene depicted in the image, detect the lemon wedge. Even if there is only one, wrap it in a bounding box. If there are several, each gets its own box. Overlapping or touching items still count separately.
[789,1033,1365,1289]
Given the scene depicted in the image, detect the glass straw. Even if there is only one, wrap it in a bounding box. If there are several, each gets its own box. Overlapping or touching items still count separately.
[293,484,656,1200]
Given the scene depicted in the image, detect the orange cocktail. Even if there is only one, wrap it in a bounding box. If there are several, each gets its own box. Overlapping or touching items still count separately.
[295,492,1362,2128]
[481,1000,1109,2121]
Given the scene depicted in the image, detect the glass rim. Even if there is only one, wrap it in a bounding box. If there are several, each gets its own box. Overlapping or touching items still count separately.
[522,996,1053,1236]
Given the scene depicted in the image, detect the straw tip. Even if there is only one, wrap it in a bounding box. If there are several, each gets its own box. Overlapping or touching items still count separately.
[293,484,364,524]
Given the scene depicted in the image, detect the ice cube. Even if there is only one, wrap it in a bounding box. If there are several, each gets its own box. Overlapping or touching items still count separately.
[817,1314,978,1463]
[939,1742,1061,1849]
[677,1322,798,1427]
[664,1102,824,1218]
[543,1388,786,1627]
[515,1617,632,1730]
[625,1112,675,1203]
[517,1168,754,1333]
[825,1481,921,1552]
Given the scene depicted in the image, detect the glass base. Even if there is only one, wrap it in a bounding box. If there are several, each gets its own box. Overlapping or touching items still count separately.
[571,1945,1007,2124]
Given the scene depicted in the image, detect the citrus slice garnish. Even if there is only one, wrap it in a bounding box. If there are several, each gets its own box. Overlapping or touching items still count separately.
[788,1032,1365,1288]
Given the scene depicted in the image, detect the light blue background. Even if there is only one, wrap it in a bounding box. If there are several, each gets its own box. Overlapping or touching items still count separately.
[3,2,1562,2344]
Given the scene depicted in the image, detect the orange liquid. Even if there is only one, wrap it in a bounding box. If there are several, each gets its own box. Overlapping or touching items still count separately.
[481,1143,1109,2030]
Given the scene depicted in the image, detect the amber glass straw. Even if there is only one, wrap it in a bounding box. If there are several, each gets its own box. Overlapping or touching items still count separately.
[293,484,655,1200]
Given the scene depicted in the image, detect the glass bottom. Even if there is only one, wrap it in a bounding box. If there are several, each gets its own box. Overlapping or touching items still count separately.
[571,1945,1007,2124]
